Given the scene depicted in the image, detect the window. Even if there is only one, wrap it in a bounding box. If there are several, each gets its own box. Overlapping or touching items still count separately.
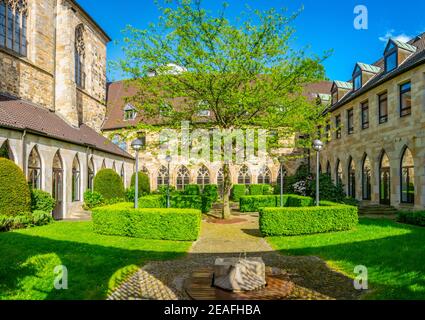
[385,51,397,72]
[196,165,210,189]
[257,166,271,184]
[72,155,81,202]
[362,156,371,200]
[348,158,355,198]
[112,134,127,151]
[325,122,331,141]
[378,92,388,123]
[353,75,362,91]
[331,89,338,105]
[335,115,341,139]
[88,157,94,190]
[176,166,190,190]
[28,146,41,189]
[75,24,85,89]
[380,152,391,205]
[361,101,369,129]
[0,0,27,56]
[401,147,414,204]
[400,82,412,117]
[0,139,13,160]
[237,165,251,185]
[347,109,354,135]
[124,104,137,121]
[157,165,169,187]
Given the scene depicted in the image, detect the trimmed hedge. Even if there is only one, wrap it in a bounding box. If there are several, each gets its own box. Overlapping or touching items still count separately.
[170,194,204,211]
[131,171,150,196]
[138,195,166,208]
[203,184,218,203]
[259,202,358,236]
[397,211,425,227]
[94,169,125,200]
[230,184,247,201]
[184,184,201,195]
[92,203,201,241]
[0,158,31,216]
[249,184,264,196]
[0,210,53,232]
[30,189,55,212]
[240,194,313,212]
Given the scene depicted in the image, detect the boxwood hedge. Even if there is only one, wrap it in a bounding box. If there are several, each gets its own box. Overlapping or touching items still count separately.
[230,184,247,201]
[259,202,358,236]
[240,194,314,212]
[138,195,166,208]
[92,203,201,241]
[397,210,425,227]
[94,169,125,200]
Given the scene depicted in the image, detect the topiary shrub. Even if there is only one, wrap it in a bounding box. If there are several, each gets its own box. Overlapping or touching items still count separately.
[138,195,166,208]
[259,202,358,236]
[130,171,150,197]
[170,194,204,211]
[203,184,218,203]
[308,174,346,203]
[0,158,31,216]
[31,189,55,212]
[154,185,176,195]
[31,210,54,226]
[262,184,274,195]
[240,195,280,212]
[230,184,247,201]
[249,184,264,196]
[184,184,201,195]
[92,203,202,241]
[94,169,125,200]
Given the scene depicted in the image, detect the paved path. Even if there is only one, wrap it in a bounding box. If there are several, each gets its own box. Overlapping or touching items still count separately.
[108,214,362,300]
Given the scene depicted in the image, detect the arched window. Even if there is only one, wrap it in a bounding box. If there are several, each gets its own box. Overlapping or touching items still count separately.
[257,166,271,184]
[157,165,169,187]
[336,159,343,185]
[72,155,81,202]
[0,139,13,160]
[401,147,414,204]
[120,164,125,182]
[380,152,391,205]
[348,158,356,198]
[326,161,331,176]
[88,157,95,190]
[52,151,63,219]
[101,159,106,169]
[196,165,210,189]
[176,166,190,190]
[0,0,28,56]
[28,146,41,189]
[141,166,149,174]
[362,155,371,200]
[238,165,251,185]
[75,24,85,88]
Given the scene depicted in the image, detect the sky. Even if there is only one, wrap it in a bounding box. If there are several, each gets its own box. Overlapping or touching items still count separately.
[77,0,425,82]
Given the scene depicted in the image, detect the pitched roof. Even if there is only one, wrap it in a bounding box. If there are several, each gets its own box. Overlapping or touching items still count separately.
[391,39,417,53]
[333,81,353,90]
[329,33,425,112]
[103,80,333,130]
[0,95,133,159]
[356,62,381,73]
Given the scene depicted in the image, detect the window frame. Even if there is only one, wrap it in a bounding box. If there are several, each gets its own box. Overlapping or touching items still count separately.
[378,92,388,124]
[385,51,398,73]
[361,101,369,129]
[353,74,362,91]
[335,115,342,139]
[400,82,412,117]
[0,1,28,57]
[347,109,354,135]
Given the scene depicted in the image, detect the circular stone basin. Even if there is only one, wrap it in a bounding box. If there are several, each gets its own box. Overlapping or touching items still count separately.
[185,267,295,300]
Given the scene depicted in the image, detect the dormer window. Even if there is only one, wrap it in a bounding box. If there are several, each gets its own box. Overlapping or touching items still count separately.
[384,39,417,73]
[385,51,397,72]
[353,65,362,91]
[123,104,137,121]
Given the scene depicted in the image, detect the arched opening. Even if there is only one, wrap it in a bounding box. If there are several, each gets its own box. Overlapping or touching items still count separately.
[28,146,41,189]
[336,159,343,185]
[157,165,169,188]
[196,165,210,190]
[72,154,81,202]
[257,166,271,184]
[362,155,372,200]
[120,164,125,182]
[379,152,391,205]
[176,166,190,190]
[237,165,251,185]
[52,151,64,220]
[101,159,106,169]
[88,157,95,190]
[401,147,414,204]
[0,140,14,161]
[326,161,331,176]
[112,161,117,172]
[348,157,356,198]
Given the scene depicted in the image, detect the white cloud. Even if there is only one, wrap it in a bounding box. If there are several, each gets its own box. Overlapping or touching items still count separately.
[379,29,412,43]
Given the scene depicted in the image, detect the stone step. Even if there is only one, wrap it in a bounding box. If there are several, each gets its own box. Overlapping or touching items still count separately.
[359,205,397,215]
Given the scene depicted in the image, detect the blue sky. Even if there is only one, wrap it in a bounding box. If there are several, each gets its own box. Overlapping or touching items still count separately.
[78,0,425,82]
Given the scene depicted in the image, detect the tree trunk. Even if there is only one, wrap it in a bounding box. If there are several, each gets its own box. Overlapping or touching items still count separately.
[222,162,232,219]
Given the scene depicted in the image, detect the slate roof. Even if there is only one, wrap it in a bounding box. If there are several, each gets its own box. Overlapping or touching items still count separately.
[0,95,133,159]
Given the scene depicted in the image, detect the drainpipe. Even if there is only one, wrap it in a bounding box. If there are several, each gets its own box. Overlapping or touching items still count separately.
[52,0,58,111]
[22,130,27,177]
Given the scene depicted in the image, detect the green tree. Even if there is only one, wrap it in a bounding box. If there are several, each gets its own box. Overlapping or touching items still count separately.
[116,0,328,218]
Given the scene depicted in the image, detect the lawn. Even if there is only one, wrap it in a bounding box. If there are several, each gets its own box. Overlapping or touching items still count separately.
[0,221,191,300]
[267,218,425,300]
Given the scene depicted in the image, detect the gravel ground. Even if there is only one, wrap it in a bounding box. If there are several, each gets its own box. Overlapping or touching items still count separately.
[108,214,362,300]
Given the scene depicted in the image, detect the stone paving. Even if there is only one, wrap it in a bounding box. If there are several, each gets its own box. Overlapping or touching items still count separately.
[108,213,362,300]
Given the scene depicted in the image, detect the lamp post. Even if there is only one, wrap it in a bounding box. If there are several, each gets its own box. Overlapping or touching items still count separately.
[278,156,285,207]
[312,139,324,206]
[131,138,145,208]
[165,154,172,208]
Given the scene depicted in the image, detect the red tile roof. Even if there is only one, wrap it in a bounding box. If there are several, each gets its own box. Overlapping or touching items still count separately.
[0,95,133,159]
